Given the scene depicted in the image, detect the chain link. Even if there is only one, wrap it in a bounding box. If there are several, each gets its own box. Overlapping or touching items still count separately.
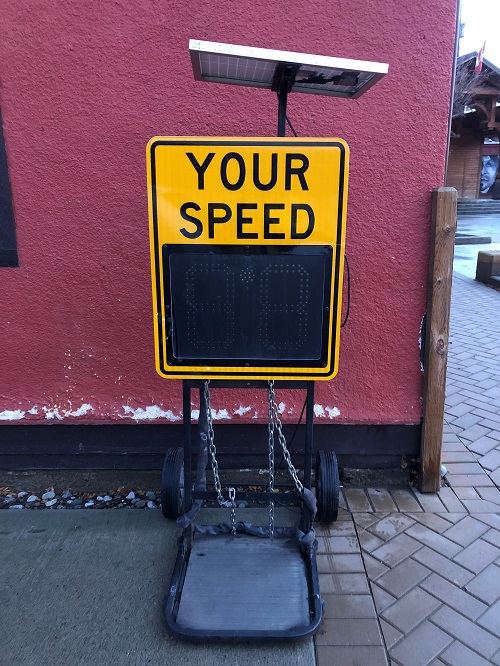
[228,487,236,534]
[204,381,233,510]
[268,380,304,494]
[267,383,275,539]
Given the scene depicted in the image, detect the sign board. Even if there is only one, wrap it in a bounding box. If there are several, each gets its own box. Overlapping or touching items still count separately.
[147,137,349,380]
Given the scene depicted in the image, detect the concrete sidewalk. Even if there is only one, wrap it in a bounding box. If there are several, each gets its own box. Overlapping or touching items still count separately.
[1,272,499,666]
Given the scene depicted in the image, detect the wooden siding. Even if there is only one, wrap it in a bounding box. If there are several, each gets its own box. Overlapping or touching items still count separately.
[446,135,482,198]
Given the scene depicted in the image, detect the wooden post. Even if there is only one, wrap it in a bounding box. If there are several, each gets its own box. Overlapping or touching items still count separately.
[420,187,457,492]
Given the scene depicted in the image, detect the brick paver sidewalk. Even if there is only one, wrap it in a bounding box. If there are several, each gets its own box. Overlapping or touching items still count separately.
[314,273,500,666]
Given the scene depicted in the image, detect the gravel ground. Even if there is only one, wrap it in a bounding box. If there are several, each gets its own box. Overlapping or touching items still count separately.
[0,485,161,510]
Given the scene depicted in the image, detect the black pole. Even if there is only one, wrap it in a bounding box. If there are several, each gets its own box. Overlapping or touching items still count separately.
[277,75,288,137]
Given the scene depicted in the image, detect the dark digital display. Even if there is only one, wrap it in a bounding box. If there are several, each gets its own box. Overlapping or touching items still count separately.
[163,245,332,367]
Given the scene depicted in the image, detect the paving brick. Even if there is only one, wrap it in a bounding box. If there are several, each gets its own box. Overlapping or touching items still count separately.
[441,450,478,463]
[477,447,500,471]
[316,646,389,666]
[366,488,398,513]
[317,535,360,554]
[436,488,467,513]
[469,436,500,455]
[442,437,467,452]
[437,512,468,524]
[446,403,475,418]
[376,557,431,597]
[408,512,456,533]
[443,515,490,547]
[491,467,500,485]
[462,499,500,512]
[317,553,366,574]
[389,620,453,666]
[367,513,415,541]
[412,547,474,586]
[322,593,377,619]
[411,490,447,512]
[420,572,488,621]
[405,523,462,558]
[493,649,500,666]
[379,618,403,649]
[473,513,500,530]
[353,513,382,530]
[440,641,493,666]
[453,486,481,500]
[370,532,422,567]
[460,424,494,442]
[478,418,500,433]
[444,462,486,475]
[477,598,500,636]
[371,583,396,613]
[362,552,390,581]
[476,487,500,505]
[453,538,500,573]
[324,519,358,536]
[391,489,423,512]
[319,573,370,595]
[343,488,373,513]
[464,564,500,604]
[381,586,441,633]
[465,398,500,414]
[472,408,500,423]
[430,605,500,659]
[315,618,382,646]
[449,413,482,429]
[446,474,494,487]
[482,528,500,548]
[357,529,385,553]
[446,393,471,407]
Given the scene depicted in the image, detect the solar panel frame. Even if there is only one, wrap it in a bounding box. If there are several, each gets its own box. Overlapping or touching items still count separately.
[189,39,388,99]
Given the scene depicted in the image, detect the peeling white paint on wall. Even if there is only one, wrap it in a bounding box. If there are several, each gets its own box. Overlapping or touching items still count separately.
[278,402,286,414]
[43,407,63,420]
[191,409,200,420]
[234,405,251,416]
[28,407,39,415]
[314,404,326,417]
[0,409,26,420]
[64,403,93,418]
[122,405,181,421]
[314,404,340,419]
[212,409,231,420]
[325,406,341,418]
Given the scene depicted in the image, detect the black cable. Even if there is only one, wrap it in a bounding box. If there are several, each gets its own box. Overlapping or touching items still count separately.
[275,395,307,471]
[286,114,298,137]
[275,92,298,137]
[340,255,351,328]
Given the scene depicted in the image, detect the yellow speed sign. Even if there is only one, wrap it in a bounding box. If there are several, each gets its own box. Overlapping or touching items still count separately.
[147,137,349,380]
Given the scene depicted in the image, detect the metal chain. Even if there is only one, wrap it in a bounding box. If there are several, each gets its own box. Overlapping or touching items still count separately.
[228,487,236,535]
[267,383,275,539]
[204,381,233,510]
[268,380,304,494]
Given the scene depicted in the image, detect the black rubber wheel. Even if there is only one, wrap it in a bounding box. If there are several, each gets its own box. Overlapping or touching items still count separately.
[161,447,185,520]
[315,450,340,523]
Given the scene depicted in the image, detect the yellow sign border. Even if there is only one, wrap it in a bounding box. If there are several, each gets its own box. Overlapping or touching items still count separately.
[147,137,348,380]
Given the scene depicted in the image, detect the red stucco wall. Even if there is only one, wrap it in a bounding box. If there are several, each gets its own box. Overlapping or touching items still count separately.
[0,1,457,426]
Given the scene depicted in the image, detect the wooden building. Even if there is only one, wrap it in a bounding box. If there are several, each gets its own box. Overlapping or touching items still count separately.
[447,53,500,200]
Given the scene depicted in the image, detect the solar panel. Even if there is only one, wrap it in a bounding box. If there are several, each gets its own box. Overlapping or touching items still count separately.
[190,40,388,99]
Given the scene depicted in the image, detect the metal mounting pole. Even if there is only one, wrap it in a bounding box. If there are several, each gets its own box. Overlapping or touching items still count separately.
[276,65,294,137]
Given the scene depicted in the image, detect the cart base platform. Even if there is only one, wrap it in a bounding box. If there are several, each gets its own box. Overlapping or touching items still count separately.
[166,532,323,640]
